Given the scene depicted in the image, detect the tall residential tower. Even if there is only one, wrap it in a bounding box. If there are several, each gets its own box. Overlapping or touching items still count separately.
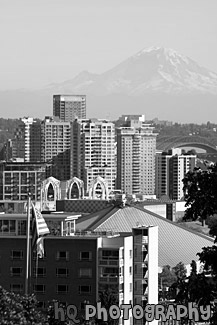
[70,119,116,195]
[53,95,86,122]
[117,116,157,196]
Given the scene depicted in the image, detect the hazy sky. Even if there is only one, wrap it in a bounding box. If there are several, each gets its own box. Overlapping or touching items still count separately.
[1,0,217,90]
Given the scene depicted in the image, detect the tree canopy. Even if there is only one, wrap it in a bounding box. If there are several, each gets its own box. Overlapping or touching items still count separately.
[0,286,72,325]
[183,164,217,225]
[0,286,46,324]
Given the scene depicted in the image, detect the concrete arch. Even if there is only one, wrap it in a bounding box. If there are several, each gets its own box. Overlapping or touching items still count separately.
[89,176,109,200]
[40,177,60,211]
[67,177,84,199]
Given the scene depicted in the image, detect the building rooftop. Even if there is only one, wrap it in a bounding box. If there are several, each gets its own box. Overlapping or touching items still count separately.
[76,205,214,267]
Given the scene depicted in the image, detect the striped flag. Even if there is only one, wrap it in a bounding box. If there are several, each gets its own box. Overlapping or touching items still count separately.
[32,203,50,258]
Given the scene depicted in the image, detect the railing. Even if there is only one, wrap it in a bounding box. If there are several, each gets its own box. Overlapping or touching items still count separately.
[99,276,118,283]
[99,260,119,266]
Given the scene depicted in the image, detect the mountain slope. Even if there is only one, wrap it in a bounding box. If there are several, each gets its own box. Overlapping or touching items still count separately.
[1,46,217,122]
[48,46,217,95]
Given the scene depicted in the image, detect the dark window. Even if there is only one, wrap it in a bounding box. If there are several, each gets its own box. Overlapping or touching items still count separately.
[78,285,92,295]
[33,267,46,277]
[11,250,24,260]
[10,284,23,293]
[56,268,69,278]
[56,251,69,260]
[33,284,45,294]
[10,267,23,277]
[56,285,68,294]
[79,251,92,261]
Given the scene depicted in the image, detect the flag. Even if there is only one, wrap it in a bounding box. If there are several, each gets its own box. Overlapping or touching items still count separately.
[36,237,45,259]
[31,203,50,258]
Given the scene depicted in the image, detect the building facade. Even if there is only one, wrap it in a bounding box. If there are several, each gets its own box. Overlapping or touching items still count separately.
[70,119,116,194]
[0,211,158,325]
[155,148,196,200]
[117,117,157,195]
[11,117,35,162]
[53,95,86,122]
[41,116,71,181]
[0,161,46,201]
[156,148,196,200]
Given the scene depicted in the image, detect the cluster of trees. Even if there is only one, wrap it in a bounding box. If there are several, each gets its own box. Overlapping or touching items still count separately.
[0,286,118,325]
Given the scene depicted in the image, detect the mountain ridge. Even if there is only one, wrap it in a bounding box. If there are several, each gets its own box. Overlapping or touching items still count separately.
[43,46,217,96]
[1,46,217,123]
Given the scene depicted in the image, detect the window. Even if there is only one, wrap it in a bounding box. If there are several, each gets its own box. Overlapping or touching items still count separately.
[79,268,92,278]
[33,284,45,294]
[129,250,132,258]
[33,267,46,277]
[56,251,69,261]
[11,250,24,260]
[101,250,119,260]
[17,221,26,236]
[79,251,92,261]
[78,285,92,295]
[0,220,16,234]
[129,266,132,275]
[56,268,69,278]
[56,285,68,294]
[10,267,23,277]
[10,284,23,293]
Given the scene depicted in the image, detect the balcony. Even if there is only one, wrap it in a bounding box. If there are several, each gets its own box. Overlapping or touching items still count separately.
[99,275,118,283]
[99,260,119,266]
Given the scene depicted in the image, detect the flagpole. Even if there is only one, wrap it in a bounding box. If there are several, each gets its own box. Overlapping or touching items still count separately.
[25,193,31,295]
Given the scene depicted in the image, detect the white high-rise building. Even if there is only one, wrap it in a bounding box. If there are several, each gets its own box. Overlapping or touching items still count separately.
[70,119,116,195]
[117,116,157,195]
[12,117,34,162]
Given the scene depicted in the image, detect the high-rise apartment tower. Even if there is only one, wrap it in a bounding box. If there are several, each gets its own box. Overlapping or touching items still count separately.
[117,116,157,196]
[70,119,116,195]
[53,95,86,122]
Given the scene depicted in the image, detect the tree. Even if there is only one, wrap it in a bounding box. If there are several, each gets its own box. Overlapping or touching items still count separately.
[159,265,177,288]
[0,286,74,325]
[171,261,214,324]
[0,286,46,324]
[172,261,187,280]
[206,214,217,242]
[96,287,119,325]
[182,164,217,225]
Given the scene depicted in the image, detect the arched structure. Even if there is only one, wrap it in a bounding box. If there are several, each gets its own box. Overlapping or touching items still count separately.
[41,177,61,211]
[66,177,84,199]
[157,135,217,153]
[88,176,109,200]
